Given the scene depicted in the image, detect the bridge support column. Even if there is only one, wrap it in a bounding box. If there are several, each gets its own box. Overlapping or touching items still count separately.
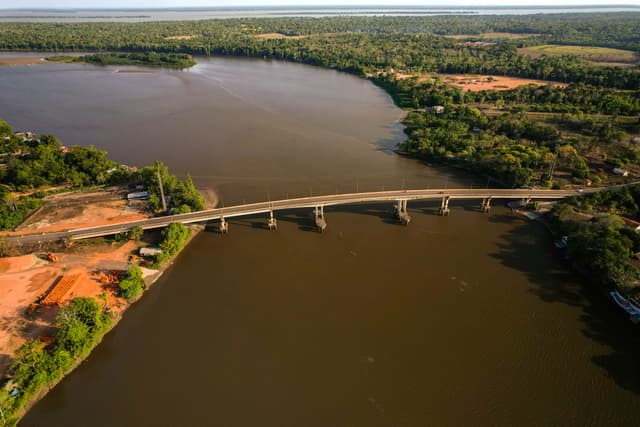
[268,210,277,230]
[219,216,229,234]
[394,199,411,225]
[521,196,532,208]
[481,196,492,213]
[314,206,327,233]
[439,195,450,216]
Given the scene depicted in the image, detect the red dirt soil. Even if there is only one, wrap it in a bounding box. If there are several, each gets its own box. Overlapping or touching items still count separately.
[395,72,567,91]
[0,242,141,376]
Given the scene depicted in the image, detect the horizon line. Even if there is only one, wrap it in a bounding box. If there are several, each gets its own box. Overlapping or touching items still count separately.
[2,4,640,11]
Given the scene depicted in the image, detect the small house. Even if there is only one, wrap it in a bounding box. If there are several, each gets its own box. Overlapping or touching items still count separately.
[127,191,150,200]
[554,235,569,249]
[426,105,445,114]
[613,168,629,177]
[140,247,163,257]
[621,217,640,232]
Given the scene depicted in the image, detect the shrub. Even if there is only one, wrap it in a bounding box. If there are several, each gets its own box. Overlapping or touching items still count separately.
[128,226,144,241]
[118,264,145,300]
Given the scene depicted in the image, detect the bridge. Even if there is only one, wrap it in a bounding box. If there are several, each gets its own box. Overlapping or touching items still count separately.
[6,186,612,243]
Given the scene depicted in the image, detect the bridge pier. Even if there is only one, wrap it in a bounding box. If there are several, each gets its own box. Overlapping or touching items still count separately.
[439,195,450,216]
[267,210,277,230]
[314,206,327,233]
[394,199,411,225]
[520,196,532,208]
[481,196,492,213]
[219,216,229,234]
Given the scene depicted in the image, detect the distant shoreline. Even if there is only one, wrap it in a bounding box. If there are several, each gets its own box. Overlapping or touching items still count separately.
[0,6,638,23]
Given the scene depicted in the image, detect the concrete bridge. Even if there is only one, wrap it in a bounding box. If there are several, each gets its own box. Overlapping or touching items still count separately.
[6,186,614,243]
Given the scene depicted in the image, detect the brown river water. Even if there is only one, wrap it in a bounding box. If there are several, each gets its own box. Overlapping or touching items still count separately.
[1,55,639,426]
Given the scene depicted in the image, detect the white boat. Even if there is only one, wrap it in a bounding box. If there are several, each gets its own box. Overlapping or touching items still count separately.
[610,291,640,322]
[554,236,568,249]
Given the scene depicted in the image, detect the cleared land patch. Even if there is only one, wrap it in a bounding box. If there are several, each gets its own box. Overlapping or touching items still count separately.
[395,72,566,91]
[519,44,638,67]
[255,32,309,39]
[164,34,200,40]
[4,190,150,235]
[0,56,44,66]
[444,32,542,40]
[0,242,141,377]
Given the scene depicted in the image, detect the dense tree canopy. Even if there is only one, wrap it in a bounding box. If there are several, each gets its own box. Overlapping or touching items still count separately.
[547,186,640,296]
[0,119,206,230]
[1,13,638,88]
[4,297,111,424]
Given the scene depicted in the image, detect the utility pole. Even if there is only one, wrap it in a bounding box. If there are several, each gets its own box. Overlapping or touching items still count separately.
[156,162,167,213]
[548,153,558,182]
[548,143,559,183]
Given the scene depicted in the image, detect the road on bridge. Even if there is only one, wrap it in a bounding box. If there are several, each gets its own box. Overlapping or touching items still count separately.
[2,186,619,243]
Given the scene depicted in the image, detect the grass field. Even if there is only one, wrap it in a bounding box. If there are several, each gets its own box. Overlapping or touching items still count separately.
[518,44,638,67]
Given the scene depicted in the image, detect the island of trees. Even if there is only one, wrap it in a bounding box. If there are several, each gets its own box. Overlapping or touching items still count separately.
[46,52,196,69]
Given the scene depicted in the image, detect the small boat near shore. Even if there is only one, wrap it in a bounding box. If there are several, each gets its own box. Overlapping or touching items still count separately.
[554,235,568,249]
[610,291,640,324]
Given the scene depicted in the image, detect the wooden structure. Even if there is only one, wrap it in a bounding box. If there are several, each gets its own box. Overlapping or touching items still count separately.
[41,274,81,306]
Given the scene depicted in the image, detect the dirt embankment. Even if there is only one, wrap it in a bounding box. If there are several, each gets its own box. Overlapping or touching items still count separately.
[0,241,147,377]
[0,57,46,66]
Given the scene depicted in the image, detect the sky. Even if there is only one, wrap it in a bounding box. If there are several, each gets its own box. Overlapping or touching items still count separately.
[2,0,639,10]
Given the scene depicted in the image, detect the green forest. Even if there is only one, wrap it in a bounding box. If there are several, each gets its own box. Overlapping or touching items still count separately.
[0,298,111,424]
[547,186,640,297]
[0,119,204,230]
[1,13,638,88]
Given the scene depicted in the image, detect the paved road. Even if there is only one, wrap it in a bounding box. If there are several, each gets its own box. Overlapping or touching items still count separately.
[4,186,619,243]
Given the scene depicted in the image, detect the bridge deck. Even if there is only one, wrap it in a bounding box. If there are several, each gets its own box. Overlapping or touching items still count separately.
[6,185,627,242]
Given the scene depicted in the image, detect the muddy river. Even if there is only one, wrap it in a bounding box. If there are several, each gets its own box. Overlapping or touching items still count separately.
[1,55,638,426]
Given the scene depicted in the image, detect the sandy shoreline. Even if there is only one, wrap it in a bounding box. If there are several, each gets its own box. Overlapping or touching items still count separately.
[0,56,46,66]
[200,187,220,208]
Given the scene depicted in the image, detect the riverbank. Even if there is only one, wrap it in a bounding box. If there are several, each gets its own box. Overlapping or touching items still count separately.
[0,224,203,425]
[511,193,640,324]
[0,56,45,66]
